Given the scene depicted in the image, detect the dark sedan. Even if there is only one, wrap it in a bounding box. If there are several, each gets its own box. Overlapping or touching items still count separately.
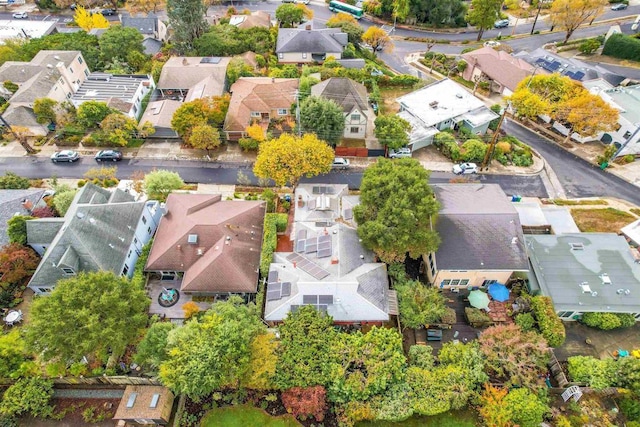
[94,150,123,162]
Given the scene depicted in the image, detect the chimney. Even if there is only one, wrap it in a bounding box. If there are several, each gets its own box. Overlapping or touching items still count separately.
[305,24,311,30]
[331,257,339,265]
[182,58,188,66]
[21,199,33,212]
[272,77,275,83]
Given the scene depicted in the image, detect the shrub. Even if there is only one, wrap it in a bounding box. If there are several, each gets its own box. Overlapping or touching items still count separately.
[582,312,631,330]
[260,213,279,276]
[0,377,54,418]
[603,33,640,61]
[281,386,327,422]
[274,213,288,232]
[620,397,640,422]
[465,307,491,326]
[433,132,461,161]
[579,38,601,55]
[515,312,536,332]
[408,345,434,369]
[567,356,616,389]
[461,139,487,162]
[0,172,30,189]
[530,296,565,347]
[239,137,260,151]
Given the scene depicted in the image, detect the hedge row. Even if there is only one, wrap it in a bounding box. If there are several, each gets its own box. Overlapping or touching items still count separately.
[602,33,640,61]
[530,296,566,347]
[259,213,288,277]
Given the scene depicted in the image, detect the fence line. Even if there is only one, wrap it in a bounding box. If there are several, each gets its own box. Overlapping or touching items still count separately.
[0,376,161,387]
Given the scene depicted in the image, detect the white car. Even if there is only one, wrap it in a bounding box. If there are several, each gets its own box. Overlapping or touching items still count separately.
[452,162,478,175]
[389,147,412,158]
[12,12,28,19]
[331,157,350,169]
[483,40,501,48]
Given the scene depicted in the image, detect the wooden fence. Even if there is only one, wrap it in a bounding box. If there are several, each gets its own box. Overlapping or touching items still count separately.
[0,375,162,387]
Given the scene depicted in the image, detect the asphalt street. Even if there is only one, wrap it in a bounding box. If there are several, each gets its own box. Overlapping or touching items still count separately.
[504,120,640,205]
[0,156,549,197]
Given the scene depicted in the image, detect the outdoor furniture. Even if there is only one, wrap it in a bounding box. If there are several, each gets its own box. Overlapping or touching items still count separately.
[3,310,22,326]
[488,283,510,302]
[427,329,443,341]
[468,290,490,309]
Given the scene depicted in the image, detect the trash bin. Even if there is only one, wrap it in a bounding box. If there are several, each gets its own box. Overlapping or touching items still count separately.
[600,162,608,170]
[511,195,521,202]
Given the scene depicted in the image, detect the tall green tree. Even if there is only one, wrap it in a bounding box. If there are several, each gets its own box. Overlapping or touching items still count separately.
[98,26,145,65]
[300,95,345,147]
[395,280,447,328]
[76,101,114,129]
[144,170,184,201]
[275,306,337,389]
[275,4,311,27]
[167,0,209,54]
[20,32,101,71]
[0,378,54,418]
[159,297,265,398]
[6,215,34,245]
[133,321,176,371]
[33,98,58,125]
[24,271,149,365]
[171,95,230,140]
[98,113,138,147]
[466,0,503,41]
[354,158,441,263]
[0,330,31,380]
[52,186,77,217]
[374,115,411,150]
[548,0,607,43]
[393,0,411,23]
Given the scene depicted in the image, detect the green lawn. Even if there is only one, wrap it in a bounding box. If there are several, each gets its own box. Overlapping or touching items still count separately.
[200,405,301,427]
[356,410,479,427]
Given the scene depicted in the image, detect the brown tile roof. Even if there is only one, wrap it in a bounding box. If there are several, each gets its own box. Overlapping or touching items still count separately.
[461,47,540,92]
[145,194,266,293]
[223,77,299,133]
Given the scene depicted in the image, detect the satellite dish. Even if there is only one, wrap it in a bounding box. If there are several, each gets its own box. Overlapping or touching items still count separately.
[591,291,598,297]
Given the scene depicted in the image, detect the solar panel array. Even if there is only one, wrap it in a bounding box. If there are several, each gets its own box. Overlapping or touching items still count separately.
[312,186,335,195]
[287,253,330,279]
[266,281,292,301]
[534,58,586,81]
[317,234,332,258]
[344,208,353,220]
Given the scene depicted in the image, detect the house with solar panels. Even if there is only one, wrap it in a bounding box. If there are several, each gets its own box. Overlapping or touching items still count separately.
[264,184,398,325]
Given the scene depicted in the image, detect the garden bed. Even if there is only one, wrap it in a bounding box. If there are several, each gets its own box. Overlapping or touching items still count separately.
[570,208,636,232]
[18,398,120,427]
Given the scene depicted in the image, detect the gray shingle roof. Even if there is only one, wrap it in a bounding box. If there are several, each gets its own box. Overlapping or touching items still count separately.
[120,13,158,35]
[276,27,347,54]
[0,189,46,246]
[28,184,145,289]
[526,233,640,313]
[433,184,528,271]
[142,38,163,55]
[26,218,64,245]
[311,77,368,113]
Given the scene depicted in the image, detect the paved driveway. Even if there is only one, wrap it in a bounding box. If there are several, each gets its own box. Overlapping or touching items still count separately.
[554,322,640,361]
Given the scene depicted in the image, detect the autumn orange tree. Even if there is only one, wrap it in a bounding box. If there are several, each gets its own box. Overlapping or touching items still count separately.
[187,124,221,154]
[253,133,334,190]
[362,27,392,55]
[548,0,607,43]
[74,6,110,32]
[171,95,230,141]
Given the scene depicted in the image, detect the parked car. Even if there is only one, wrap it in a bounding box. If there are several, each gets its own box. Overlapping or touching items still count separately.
[282,0,294,3]
[483,40,501,48]
[94,150,123,162]
[294,0,310,3]
[331,158,350,169]
[70,3,77,9]
[452,162,478,175]
[12,12,28,19]
[100,8,115,14]
[389,147,412,158]
[494,19,509,28]
[611,3,628,10]
[51,150,80,163]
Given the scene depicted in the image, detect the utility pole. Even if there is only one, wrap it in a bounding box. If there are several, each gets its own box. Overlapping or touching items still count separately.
[530,0,543,35]
[295,89,301,137]
[481,105,509,171]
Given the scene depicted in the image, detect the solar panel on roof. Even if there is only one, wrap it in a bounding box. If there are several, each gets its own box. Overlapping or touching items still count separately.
[550,61,561,71]
[281,282,291,297]
[318,305,328,314]
[318,295,333,304]
[573,71,585,80]
[266,290,281,301]
[267,270,278,284]
[268,282,281,293]
[344,208,353,220]
[318,235,331,243]
[297,229,307,240]
[303,295,318,304]
[318,248,331,258]
[312,186,322,194]
[296,239,305,253]
[286,253,330,279]
[200,57,221,64]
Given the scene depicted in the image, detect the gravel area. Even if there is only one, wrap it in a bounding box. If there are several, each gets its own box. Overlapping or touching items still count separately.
[53,388,124,399]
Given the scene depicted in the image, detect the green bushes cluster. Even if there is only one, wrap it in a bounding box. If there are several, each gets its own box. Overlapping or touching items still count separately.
[530,296,565,347]
[494,136,534,167]
[581,312,636,330]
[433,132,461,162]
[603,33,640,61]
[515,312,535,332]
[567,356,617,389]
[378,74,420,88]
[0,172,30,189]
[259,213,288,277]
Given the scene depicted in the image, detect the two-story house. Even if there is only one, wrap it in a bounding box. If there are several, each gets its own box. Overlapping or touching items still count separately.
[26,183,162,294]
[311,77,372,140]
[223,77,299,141]
[0,50,89,135]
[276,26,348,64]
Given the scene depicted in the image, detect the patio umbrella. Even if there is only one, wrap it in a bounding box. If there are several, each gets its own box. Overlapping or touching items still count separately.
[468,290,490,309]
[488,283,510,302]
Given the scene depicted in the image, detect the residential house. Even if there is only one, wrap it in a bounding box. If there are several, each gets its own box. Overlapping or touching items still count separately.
[622,218,640,247]
[396,78,499,151]
[223,77,299,141]
[229,11,271,29]
[0,20,57,45]
[513,200,580,235]
[311,77,371,140]
[276,26,348,64]
[139,99,183,139]
[71,73,155,119]
[0,50,89,135]
[264,184,398,325]
[156,56,230,101]
[145,194,266,296]
[461,46,545,96]
[526,233,640,321]
[0,189,48,246]
[113,386,174,426]
[120,12,168,55]
[425,184,529,289]
[26,183,162,295]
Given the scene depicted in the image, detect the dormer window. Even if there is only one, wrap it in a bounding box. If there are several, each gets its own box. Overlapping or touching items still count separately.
[251,112,261,118]
[61,267,75,275]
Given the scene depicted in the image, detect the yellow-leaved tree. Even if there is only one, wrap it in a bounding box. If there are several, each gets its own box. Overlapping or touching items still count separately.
[126,0,166,14]
[74,6,110,32]
[361,26,392,55]
[326,12,358,26]
[548,0,607,43]
[240,333,278,390]
[253,133,334,190]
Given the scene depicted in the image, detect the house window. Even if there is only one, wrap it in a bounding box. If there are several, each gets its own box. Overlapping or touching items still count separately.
[450,279,460,286]
[482,279,497,286]
[142,216,147,224]
[122,264,129,276]
[147,226,152,234]
[134,238,138,245]
[557,311,574,318]
[278,108,288,116]
[624,131,632,139]
[350,127,359,134]
[251,112,261,118]
[442,279,451,286]
[61,267,75,275]
[84,69,89,76]
[460,279,469,286]
[69,67,74,74]
[66,93,71,99]
[128,250,132,258]
[278,53,283,59]
[302,53,307,59]
[351,114,360,121]
[78,57,83,64]
[38,287,53,293]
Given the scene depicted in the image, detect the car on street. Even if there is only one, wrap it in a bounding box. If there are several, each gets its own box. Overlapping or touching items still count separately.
[294,0,310,3]
[494,19,509,28]
[12,12,28,19]
[389,147,412,158]
[483,40,501,48]
[100,8,115,15]
[51,150,80,163]
[94,149,123,162]
[611,3,628,10]
[332,157,350,169]
[452,162,478,175]
[70,3,77,9]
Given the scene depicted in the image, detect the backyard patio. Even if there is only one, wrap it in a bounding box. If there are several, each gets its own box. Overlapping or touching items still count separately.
[147,279,212,320]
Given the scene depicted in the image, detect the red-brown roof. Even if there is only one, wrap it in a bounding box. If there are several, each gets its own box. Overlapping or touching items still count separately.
[145,194,266,293]
[462,47,543,92]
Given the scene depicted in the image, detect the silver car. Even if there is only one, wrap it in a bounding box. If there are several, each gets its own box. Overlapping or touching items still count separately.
[331,157,350,169]
[51,150,80,163]
[389,147,412,158]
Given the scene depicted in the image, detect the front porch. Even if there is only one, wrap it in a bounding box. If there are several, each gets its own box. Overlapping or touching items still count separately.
[147,278,212,320]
